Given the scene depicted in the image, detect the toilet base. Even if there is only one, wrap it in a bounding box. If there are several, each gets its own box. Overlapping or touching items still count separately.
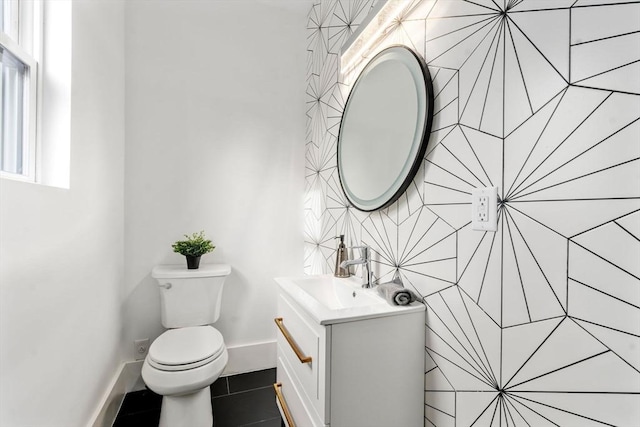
[159,386,212,427]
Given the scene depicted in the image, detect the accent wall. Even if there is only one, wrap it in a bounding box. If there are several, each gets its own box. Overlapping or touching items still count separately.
[304,0,640,425]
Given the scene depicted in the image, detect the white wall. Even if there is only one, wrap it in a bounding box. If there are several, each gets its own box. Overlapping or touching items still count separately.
[0,1,308,423]
[0,1,125,425]
[123,0,309,371]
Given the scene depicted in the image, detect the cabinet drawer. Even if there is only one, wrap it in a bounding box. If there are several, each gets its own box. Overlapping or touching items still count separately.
[276,355,324,427]
[277,293,329,423]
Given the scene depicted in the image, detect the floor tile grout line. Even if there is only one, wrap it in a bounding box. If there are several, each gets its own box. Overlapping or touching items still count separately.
[213,384,277,399]
[238,416,284,427]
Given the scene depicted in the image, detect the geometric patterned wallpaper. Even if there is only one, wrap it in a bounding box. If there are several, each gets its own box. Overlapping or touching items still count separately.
[304,0,640,425]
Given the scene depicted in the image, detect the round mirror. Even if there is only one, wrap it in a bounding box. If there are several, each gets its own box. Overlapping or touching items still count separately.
[337,46,434,212]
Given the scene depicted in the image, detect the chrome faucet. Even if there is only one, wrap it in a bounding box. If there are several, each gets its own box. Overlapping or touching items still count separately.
[340,246,372,288]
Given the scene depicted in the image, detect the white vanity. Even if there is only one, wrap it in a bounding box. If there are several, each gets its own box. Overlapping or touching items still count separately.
[273,275,426,427]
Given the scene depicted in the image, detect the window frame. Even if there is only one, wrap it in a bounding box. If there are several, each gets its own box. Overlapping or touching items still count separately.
[1,0,19,41]
[1,0,41,182]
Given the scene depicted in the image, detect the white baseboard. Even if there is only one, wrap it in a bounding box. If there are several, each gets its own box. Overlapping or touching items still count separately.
[223,340,277,376]
[87,341,276,427]
[88,360,143,427]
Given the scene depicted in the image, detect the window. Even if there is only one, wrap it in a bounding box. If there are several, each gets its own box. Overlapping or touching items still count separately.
[0,0,40,180]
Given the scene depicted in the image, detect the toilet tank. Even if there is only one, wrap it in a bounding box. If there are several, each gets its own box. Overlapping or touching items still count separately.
[151,263,231,328]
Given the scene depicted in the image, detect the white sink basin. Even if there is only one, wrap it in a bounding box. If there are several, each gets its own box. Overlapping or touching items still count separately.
[275,274,424,325]
[292,275,382,309]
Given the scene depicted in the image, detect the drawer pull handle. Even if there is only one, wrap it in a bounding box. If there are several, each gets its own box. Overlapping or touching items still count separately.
[273,382,296,427]
[274,317,312,364]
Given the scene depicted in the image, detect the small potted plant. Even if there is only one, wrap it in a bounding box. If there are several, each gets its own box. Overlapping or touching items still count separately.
[172,231,215,269]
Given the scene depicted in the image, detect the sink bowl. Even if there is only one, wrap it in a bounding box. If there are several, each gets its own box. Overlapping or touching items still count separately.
[292,276,383,309]
[274,274,424,325]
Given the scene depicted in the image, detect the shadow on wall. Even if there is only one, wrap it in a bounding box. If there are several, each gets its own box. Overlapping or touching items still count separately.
[122,273,164,360]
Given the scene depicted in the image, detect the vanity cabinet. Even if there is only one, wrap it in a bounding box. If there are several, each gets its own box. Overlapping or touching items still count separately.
[274,289,425,427]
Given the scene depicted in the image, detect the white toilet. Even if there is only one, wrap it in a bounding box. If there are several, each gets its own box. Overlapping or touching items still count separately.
[142,263,231,427]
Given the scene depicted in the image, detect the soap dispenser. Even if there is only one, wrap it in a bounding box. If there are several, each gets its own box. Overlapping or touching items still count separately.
[334,235,350,278]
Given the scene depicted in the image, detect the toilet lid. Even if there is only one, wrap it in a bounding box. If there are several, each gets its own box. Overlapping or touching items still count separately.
[148,326,225,371]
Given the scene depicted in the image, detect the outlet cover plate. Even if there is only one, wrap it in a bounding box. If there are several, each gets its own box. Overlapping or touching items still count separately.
[471,187,498,231]
[134,338,149,360]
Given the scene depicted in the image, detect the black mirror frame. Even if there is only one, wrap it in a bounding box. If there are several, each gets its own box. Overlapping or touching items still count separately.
[337,45,434,212]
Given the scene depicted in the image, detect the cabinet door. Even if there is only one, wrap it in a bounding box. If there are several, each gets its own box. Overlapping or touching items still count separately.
[329,313,425,427]
[277,293,330,424]
[276,355,323,427]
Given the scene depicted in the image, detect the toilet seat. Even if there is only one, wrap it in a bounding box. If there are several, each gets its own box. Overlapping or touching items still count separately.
[148,326,225,372]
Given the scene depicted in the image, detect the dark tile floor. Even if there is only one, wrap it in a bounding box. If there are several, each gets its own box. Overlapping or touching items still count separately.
[113,368,283,427]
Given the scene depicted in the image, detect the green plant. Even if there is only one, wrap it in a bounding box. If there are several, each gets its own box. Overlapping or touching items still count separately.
[172,231,215,257]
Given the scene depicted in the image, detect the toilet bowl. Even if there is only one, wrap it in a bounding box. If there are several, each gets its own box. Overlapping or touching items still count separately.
[142,264,231,427]
[142,326,228,427]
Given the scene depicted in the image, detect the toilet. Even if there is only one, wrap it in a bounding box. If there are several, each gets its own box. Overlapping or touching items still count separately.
[142,263,231,427]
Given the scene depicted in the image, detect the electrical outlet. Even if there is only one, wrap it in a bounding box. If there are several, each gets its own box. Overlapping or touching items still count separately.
[134,338,149,360]
[477,195,489,222]
[472,187,498,231]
